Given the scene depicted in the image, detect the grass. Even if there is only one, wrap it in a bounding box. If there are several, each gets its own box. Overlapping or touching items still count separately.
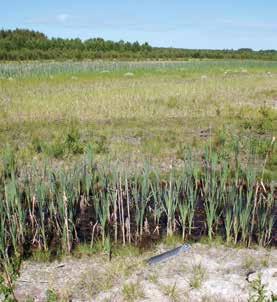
[198,236,225,247]
[242,255,271,272]
[242,256,258,271]
[0,256,20,301]
[46,289,58,302]
[0,60,276,275]
[260,257,270,268]
[111,244,141,257]
[73,242,103,257]
[148,273,158,284]
[122,282,145,302]
[31,250,52,262]
[73,252,143,300]
[189,264,206,289]
[162,281,180,302]
[162,235,183,248]
[0,60,277,172]
[77,268,117,298]
[249,274,271,302]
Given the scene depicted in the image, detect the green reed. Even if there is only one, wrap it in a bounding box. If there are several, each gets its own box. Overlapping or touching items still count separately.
[0,143,275,262]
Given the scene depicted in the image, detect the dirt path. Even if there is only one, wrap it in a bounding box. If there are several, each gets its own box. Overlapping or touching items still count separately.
[14,243,277,302]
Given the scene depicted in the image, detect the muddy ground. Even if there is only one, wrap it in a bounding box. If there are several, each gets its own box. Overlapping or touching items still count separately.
[14,243,277,302]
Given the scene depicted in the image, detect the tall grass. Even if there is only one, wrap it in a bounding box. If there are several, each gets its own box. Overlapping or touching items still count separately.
[1,59,277,79]
[0,143,276,262]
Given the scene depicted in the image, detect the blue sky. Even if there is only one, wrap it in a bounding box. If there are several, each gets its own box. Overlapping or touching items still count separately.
[1,0,277,50]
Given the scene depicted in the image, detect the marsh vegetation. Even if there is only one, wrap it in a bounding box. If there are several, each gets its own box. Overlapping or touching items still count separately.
[0,59,276,301]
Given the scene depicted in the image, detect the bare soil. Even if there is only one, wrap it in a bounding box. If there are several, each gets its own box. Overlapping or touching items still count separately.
[14,243,277,302]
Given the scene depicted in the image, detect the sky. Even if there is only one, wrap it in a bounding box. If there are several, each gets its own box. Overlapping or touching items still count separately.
[1,0,277,50]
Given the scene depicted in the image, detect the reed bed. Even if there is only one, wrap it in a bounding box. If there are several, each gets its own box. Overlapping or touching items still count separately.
[1,59,277,79]
[0,146,276,263]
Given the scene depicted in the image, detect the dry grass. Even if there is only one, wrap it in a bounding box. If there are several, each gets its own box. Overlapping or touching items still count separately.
[189,263,206,289]
[1,70,276,123]
[122,282,145,302]
[0,60,277,168]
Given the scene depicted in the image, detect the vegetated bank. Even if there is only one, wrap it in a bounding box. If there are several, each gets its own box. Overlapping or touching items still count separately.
[1,28,277,61]
[0,141,276,266]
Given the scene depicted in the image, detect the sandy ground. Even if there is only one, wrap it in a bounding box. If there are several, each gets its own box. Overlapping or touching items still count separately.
[14,243,277,302]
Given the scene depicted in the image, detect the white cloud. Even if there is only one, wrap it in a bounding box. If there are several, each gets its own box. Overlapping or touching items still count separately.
[56,14,70,23]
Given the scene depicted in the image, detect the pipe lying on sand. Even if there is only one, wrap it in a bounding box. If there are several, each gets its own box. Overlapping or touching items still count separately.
[147,244,191,265]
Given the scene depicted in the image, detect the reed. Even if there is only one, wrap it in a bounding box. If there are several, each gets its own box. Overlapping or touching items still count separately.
[150,173,163,235]
[202,151,221,240]
[1,60,277,80]
[0,144,276,263]
[163,175,180,237]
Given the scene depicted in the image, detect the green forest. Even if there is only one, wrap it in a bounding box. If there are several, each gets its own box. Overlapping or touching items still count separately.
[1,28,277,61]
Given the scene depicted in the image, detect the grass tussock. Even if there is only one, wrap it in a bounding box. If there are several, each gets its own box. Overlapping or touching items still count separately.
[122,282,145,302]
[189,264,206,289]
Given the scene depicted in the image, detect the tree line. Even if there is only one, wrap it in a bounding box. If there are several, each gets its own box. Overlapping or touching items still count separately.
[0,28,277,61]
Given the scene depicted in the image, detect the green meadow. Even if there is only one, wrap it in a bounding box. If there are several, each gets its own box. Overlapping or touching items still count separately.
[0,60,277,175]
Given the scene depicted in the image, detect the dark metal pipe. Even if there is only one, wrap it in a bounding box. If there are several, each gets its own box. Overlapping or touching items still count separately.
[147,244,191,265]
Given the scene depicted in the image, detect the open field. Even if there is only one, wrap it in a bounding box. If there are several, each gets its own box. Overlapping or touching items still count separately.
[0,60,277,173]
[0,60,277,301]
